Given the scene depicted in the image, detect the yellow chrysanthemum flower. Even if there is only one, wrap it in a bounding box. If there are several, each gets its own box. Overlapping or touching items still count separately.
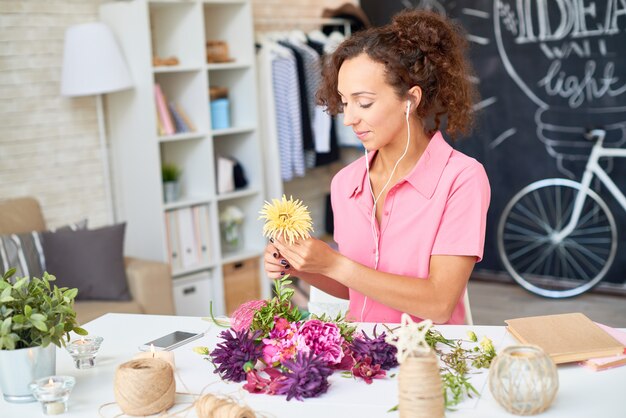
[259,195,313,244]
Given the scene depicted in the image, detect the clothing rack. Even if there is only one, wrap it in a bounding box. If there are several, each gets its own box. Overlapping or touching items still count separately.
[254,17,352,37]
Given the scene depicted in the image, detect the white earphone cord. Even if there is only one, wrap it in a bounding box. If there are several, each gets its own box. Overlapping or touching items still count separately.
[360,100,412,322]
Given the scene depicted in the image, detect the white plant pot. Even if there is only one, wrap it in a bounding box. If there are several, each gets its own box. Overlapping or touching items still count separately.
[0,344,56,403]
[163,181,180,203]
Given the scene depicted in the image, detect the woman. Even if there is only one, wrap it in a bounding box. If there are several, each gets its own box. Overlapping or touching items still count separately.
[265,9,490,324]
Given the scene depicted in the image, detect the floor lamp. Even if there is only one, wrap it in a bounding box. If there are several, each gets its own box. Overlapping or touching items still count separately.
[60,22,133,223]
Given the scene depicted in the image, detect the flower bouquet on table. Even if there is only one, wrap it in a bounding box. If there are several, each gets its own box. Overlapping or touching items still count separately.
[194,195,497,407]
[196,277,398,401]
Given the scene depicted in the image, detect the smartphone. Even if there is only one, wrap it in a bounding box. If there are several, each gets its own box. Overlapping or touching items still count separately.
[138,331,202,351]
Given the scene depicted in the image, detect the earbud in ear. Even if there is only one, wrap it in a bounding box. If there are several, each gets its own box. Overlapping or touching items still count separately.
[406,100,411,113]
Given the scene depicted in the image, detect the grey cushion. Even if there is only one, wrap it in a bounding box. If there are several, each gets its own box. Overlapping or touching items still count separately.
[0,220,87,279]
[42,223,130,301]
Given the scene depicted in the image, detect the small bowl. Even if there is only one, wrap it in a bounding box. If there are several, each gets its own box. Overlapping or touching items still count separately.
[29,375,76,415]
[65,336,104,369]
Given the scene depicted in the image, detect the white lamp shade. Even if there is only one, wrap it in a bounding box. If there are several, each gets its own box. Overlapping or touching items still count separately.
[61,22,133,97]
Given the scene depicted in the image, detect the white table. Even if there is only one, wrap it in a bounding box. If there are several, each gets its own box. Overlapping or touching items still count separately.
[1,313,624,418]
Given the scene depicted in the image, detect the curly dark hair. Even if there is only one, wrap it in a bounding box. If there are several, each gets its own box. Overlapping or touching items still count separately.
[317,9,478,138]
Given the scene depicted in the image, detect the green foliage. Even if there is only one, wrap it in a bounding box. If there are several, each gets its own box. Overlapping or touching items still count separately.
[250,276,302,338]
[0,269,87,350]
[161,163,181,182]
[426,328,496,409]
[387,327,496,412]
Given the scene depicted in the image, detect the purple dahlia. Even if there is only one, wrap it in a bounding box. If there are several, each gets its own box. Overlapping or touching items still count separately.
[273,352,333,401]
[210,328,263,382]
[350,330,398,370]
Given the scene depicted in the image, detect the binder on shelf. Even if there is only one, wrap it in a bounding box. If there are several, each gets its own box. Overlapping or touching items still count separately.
[164,211,182,271]
[193,205,212,264]
[177,207,200,268]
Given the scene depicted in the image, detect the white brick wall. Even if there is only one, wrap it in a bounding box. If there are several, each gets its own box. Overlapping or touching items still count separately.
[0,0,354,229]
[0,0,108,228]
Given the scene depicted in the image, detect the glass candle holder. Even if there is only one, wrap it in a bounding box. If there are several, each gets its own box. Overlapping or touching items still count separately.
[488,345,559,415]
[65,336,104,369]
[29,376,76,415]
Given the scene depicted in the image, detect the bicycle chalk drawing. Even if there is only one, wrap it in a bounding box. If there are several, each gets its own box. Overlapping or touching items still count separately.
[492,0,626,297]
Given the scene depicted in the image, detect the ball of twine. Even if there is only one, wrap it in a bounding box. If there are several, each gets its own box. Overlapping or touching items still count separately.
[114,358,175,416]
[398,351,445,418]
[489,345,558,415]
[194,393,256,418]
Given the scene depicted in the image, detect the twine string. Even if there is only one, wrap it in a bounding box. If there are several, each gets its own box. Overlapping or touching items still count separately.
[103,358,260,418]
[398,354,445,418]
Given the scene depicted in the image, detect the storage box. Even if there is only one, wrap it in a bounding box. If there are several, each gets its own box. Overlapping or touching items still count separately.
[223,257,260,315]
[211,98,230,129]
[173,271,213,316]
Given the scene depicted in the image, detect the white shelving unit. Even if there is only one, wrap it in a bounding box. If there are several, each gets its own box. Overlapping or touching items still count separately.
[100,0,266,316]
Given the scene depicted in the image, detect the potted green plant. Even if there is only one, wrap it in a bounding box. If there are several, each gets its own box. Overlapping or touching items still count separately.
[0,268,86,402]
[162,162,182,203]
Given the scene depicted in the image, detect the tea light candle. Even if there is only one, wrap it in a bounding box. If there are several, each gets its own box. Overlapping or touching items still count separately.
[29,376,76,416]
[66,336,104,369]
[135,344,176,369]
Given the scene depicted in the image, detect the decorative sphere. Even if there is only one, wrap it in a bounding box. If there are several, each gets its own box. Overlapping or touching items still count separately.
[489,345,558,415]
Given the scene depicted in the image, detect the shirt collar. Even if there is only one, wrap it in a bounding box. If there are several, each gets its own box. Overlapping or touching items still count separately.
[347,131,453,200]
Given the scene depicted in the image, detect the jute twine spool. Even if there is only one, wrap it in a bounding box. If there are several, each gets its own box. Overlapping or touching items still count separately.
[488,345,558,416]
[194,393,256,418]
[114,358,175,416]
[398,351,445,418]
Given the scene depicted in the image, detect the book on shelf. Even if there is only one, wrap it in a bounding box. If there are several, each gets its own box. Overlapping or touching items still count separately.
[174,102,196,133]
[168,101,189,133]
[505,312,625,364]
[580,323,626,371]
[154,83,175,135]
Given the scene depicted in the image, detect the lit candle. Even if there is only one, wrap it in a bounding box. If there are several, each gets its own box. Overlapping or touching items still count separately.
[134,344,176,369]
[29,376,75,416]
[46,401,66,415]
[66,336,103,369]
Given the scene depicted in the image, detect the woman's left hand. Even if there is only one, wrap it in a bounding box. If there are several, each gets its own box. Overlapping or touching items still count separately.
[271,236,337,276]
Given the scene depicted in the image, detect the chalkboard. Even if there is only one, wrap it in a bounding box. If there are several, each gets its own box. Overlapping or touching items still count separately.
[361,0,626,293]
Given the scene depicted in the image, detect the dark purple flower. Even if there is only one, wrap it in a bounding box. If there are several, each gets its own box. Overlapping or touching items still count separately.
[273,352,333,401]
[352,355,386,384]
[349,330,398,370]
[211,328,263,382]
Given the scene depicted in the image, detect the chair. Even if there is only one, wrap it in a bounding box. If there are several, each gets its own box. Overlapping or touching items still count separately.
[463,288,474,325]
[307,286,349,318]
[308,285,474,325]
[0,197,175,323]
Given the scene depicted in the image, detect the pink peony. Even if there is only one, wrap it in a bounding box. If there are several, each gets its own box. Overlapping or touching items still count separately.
[262,317,309,365]
[298,320,345,365]
[231,300,267,331]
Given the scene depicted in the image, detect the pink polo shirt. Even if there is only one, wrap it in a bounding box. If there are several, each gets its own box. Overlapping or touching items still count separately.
[330,131,490,324]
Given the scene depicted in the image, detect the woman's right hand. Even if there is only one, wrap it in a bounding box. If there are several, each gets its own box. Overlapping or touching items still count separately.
[263,242,294,280]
